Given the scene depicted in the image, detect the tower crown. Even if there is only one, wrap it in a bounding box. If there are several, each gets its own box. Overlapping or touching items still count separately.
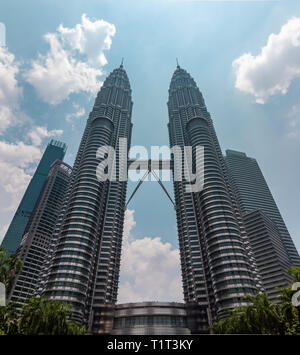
[169,65,197,92]
[93,64,133,111]
[103,65,131,90]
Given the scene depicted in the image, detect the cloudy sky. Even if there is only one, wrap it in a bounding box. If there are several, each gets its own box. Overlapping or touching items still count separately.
[0,0,300,303]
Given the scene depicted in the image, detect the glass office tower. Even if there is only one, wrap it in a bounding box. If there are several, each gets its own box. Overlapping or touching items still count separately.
[9,160,72,304]
[168,65,261,332]
[42,65,133,333]
[243,210,293,302]
[225,149,300,266]
[1,140,66,254]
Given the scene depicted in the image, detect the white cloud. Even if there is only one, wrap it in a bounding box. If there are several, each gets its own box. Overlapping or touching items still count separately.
[0,134,61,241]
[24,14,116,105]
[0,47,23,133]
[0,224,8,244]
[0,161,32,212]
[0,45,62,229]
[66,103,86,122]
[0,141,42,212]
[286,104,300,138]
[118,209,183,304]
[27,126,63,146]
[58,14,116,66]
[233,17,300,104]
[0,141,41,167]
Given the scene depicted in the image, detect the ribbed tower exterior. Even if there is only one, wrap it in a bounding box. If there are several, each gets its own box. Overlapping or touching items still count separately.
[225,150,300,266]
[243,210,293,302]
[1,140,66,254]
[42,65,133,332]
[168,66,260,332]
[9,160,72,304]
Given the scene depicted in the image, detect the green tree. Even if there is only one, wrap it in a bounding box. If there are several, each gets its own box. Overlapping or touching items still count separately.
[277,266,300,335]
[288,266,300,282]
[212,293,282,334]
[0,246,22,335]
[0,246,86,335]
[19,297,86,335]
[0,302,20,335]
[0,246,22,298]
[212,266,300,335]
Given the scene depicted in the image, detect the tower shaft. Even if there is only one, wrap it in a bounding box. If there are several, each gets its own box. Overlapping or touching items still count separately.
[42,66,133,331]
[168,67,259,331]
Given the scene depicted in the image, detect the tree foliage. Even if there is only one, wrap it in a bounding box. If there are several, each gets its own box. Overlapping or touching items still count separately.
[0,297,86,335]
[19,297,86,335]
[0,302,19,335]
[0,246,22,298]
[212,266,300,335]
[0,246,86,335]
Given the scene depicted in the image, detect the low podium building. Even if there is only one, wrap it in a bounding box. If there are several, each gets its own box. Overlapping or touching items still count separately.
[111,302,191,335]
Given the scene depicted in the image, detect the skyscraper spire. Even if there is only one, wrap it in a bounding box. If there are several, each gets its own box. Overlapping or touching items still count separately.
[120,57,124,67]
[168,65,261,333]
[41,66,133,332]
[176,57,180,68]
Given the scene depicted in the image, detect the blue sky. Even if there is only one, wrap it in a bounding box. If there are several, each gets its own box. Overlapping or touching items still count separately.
[1,0,300,302]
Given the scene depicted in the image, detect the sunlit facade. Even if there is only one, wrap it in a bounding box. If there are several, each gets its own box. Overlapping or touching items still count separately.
[225,149,300,266]
[9,160,72,304]
[41,65,133,333]
[168,65,262,332]
[1,140,66,254]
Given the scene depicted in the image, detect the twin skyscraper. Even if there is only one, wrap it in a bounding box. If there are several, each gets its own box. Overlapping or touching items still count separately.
[2,63,300,334]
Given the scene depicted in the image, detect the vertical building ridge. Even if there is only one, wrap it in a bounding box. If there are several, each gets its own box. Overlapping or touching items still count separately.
[1,140,67,254]
[42,66,133,332]
[168,66,260,332]
[225,149,300,266]
[9,160,72,304]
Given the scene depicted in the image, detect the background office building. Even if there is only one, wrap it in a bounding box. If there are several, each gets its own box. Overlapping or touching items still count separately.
[9,160,72,304]
[225,149,300,267]
[243,210,293,302]
[1,140,67,254]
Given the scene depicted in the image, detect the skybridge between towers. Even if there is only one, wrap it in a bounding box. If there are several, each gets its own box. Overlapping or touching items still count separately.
[127,158,174,171]
[125,159,176,209]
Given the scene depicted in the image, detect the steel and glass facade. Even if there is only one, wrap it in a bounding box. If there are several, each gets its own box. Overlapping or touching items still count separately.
[243,210,293,302]
[168,66,260,332]
[225,149,300,266]
[9,160,72,304]
[111,302,191,335]
[1,140,66,254]
[6,63,298,335]
[42,65,133,332]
